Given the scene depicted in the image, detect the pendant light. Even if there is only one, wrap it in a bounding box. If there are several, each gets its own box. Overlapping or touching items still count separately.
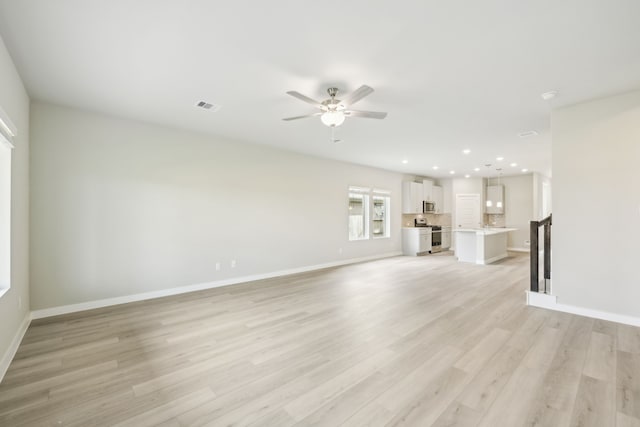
[496,169,503,209]
[485,164,493,207]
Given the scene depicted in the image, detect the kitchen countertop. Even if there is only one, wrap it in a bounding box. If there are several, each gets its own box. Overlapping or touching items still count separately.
[454,227,517,236]
[402,226,452,229]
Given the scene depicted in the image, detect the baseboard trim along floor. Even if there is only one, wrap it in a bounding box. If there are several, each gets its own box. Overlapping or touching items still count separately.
[526,290,640,327]
[31,251,403,320]
[507,247,530,253]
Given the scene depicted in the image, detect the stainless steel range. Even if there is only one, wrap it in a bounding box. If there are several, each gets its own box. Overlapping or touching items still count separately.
[430,225,442,253]
[414,219,442,253]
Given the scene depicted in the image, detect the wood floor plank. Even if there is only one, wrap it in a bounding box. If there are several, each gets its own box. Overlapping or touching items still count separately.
[617,411,640,427]
[284,349,397,421]
[477,325,564,427]
[0,252,639,426]
[112,387,216,427]
[430,400,481,427]
[523,316,594,427]
[584,331,617,381]
[570,375,616,427]
[618,350,640,420]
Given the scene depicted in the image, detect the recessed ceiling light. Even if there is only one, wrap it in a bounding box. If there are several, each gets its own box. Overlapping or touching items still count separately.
[465,174,470,178]
[541,91,558,101]
[496,157,504,161]
[510,162,518,167]
[474,167,480,172]
[518,130,539,138]
[522,168,528,173]
[432,166,439,170]
[449,170,455,175]
[463,149,471,154]
[402,159,408,164]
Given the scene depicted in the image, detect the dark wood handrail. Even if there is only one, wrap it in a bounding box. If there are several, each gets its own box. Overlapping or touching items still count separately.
[537,215,552,227]
[530,214,552,293]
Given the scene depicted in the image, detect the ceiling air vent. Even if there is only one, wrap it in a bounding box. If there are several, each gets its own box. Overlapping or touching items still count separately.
[196,101,221,112]
[518,130,538,138]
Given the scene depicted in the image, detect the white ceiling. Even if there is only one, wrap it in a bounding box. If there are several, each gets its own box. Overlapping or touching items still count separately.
[1,1,639,178]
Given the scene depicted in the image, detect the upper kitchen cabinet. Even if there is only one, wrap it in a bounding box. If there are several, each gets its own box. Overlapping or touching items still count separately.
[422,179,434,202]
[485,185,504,214]
[432,185,444,213]
[402,181,423,214]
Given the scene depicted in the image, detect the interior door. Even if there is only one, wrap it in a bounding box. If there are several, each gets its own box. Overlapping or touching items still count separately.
[455,194,482,229]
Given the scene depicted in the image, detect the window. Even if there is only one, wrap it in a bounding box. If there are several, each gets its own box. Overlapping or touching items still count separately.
[372,190,390,238]
[0,106,15,297]
[348,188,369,241]
[348,186,391,241]
[0,131,12,296]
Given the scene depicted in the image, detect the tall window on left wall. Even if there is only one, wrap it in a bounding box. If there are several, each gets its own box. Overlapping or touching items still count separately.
[0,107,15,298]
[348,187,369,241]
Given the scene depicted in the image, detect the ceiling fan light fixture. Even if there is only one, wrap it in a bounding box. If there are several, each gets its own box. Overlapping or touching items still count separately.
[321,110,345,127]
[284,85,386,127]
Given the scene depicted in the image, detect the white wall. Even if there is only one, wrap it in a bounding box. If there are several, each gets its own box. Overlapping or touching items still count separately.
[498,174,534,250]
[552,90,640,318]
[533,172,552,220]
[0,37,30,366]
[30,103,403,310]
[450,177,484,248]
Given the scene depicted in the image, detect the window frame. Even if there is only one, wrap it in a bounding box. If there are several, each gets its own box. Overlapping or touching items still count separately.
[371,190,391,239]
[0,130,13,298]
[348,187,370,241]
[348,186,391,242]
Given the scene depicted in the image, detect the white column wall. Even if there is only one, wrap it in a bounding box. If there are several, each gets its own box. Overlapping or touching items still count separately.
[552,90,640,318]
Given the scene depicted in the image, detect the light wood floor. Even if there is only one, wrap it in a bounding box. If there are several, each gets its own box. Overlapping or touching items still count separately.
[1,252,639,426]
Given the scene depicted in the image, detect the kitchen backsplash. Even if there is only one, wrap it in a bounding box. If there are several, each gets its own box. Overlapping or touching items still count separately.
[484,214,505,227]
[403,213,504,228]
[402,213,452,227]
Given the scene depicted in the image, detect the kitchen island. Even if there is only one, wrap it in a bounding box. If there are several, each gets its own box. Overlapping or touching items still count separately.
[454,228,517,264]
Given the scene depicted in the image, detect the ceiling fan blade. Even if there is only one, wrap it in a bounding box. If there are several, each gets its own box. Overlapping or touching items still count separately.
[341,85,374,106]
[286,91,323,109]
[344,110,387,119]
[282,112,321,121]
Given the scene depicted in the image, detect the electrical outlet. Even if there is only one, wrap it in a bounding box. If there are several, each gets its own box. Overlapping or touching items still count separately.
[525,239,531,246]
[338,247,343,255]
[231,260,236,268]
[17,297,22,309]
[215,262,220,271]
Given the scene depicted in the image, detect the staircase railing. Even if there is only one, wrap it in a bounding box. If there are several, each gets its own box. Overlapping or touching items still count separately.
[530,214,552,293]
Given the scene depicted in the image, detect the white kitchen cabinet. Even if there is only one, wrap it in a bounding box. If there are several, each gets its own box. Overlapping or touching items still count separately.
[441,227,451,249]
[432,185,443,213]
[402,181,423,214]
[422,179,434,202]
[485,185,504,214]
[402,228,432,256]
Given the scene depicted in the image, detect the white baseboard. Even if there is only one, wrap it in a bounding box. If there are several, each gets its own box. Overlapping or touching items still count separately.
[0,312,32,383]
[525,291,640,327]
[32,251,402,320]
[525,290,557,308]
[508,247,530,253]
[479,253,508,265]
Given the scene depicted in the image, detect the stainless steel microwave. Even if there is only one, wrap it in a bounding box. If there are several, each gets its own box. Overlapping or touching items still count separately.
[423,201,435,213]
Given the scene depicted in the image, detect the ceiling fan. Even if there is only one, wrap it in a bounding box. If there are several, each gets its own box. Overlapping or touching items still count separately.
[283,85,387,127]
